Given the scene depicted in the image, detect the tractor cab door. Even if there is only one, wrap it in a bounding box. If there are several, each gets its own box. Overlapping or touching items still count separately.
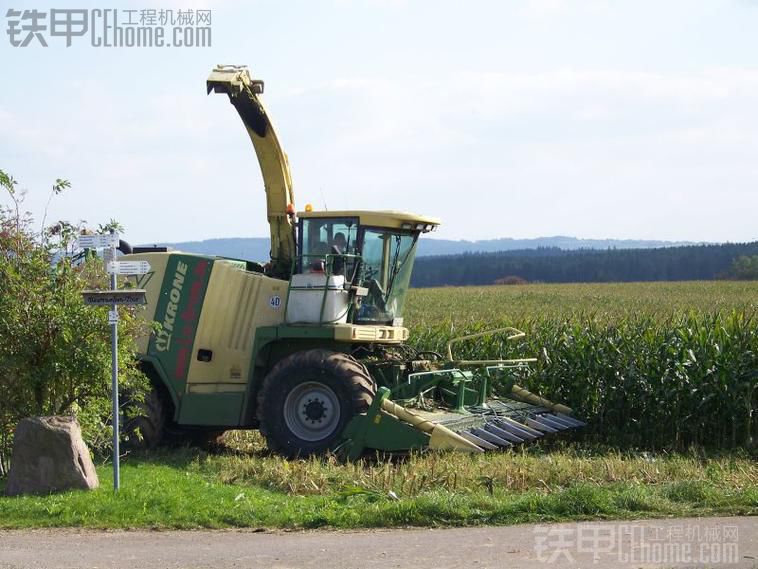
[300,217,359,275]
[355,228,418,326]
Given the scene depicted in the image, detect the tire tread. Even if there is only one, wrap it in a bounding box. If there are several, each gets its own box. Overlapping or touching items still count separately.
[257,349,376,457]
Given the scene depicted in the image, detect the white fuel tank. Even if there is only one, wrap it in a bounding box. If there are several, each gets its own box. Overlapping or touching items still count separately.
[285,273,349,324]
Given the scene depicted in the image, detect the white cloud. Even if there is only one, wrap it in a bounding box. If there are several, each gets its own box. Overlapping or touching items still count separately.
[520,0,570,20]
[281,67,758,157]
[272,67,758,241]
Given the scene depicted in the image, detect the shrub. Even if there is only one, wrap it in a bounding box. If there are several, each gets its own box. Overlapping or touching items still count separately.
[0,170,148,475]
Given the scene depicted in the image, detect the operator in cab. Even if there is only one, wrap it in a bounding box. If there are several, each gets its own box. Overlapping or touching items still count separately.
[330,232,348,275]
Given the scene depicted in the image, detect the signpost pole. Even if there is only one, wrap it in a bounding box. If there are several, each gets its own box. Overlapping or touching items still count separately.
[109,234,120,492]
[78,231,150,493]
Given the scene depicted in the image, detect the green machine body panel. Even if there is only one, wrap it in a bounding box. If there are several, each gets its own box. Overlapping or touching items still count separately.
[178,392,246,426]
[145,254,213,406]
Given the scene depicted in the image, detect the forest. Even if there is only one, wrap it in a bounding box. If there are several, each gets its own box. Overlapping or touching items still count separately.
[410,241,758,287]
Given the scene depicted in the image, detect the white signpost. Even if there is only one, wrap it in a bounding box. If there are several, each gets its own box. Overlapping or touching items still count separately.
[107,260,151,276]
[76,233,120,250]
[78,232,150,492]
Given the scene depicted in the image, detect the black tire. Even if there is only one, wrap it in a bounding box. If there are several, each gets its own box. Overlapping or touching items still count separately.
[186,429,227,448]
[124,388,166,449]
[257,349,376,458]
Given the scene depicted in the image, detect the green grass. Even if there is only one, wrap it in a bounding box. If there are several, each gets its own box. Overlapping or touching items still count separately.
[0,438,755,529]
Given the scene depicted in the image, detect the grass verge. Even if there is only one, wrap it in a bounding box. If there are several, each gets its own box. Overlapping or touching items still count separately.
[0,438,755,529]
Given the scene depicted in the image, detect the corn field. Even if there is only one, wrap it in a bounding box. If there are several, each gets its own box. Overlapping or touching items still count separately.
[406,282,758,449]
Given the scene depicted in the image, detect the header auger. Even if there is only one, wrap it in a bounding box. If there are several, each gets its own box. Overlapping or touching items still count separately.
[122,65,584,457]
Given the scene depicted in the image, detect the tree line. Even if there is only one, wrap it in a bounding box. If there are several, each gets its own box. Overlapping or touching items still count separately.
[411,242,758,287]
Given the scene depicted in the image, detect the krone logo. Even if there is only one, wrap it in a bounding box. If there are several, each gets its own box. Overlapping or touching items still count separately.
[155,261,188,352]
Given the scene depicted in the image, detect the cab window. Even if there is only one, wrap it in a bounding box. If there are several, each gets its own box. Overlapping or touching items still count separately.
[301,217,358,272]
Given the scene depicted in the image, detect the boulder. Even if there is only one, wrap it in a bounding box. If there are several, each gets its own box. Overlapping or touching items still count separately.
[4,416,99,496]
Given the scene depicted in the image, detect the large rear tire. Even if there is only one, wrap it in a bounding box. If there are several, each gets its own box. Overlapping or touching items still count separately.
[257,349,376,458]
[124,388,166,449]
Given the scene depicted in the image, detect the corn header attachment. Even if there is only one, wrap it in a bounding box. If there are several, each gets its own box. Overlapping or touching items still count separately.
[339,328,586,458]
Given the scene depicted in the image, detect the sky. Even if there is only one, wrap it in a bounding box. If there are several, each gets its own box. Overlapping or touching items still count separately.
[1,0,757,244]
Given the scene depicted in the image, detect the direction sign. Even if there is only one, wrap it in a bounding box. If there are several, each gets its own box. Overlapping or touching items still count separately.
[76,233,119,249]
[107,260,151,275]
[79,230,133,493]
[82,289,147,306]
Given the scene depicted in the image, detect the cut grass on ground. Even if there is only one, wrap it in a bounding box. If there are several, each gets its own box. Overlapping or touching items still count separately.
[0,438,755,529]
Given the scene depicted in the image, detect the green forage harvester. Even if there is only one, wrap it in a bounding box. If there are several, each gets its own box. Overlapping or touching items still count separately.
[120,65,584,458]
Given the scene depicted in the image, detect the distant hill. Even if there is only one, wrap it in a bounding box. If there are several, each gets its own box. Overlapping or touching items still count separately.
[150,238,271,261]
[417,236,698,256]
[150,236,697,261]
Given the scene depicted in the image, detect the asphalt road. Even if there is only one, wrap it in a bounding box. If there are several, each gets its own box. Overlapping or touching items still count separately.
[0,517,756,569]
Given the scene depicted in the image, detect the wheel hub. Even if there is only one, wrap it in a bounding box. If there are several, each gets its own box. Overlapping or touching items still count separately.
[283,381,341,442]
[304,399,327,422]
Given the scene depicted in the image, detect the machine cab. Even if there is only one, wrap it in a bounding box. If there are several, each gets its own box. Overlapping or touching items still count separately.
[289,210,439,327]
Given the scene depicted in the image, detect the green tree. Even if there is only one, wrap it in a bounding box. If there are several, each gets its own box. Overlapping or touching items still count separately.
[0,170,148,475]
[728,255,758,280]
